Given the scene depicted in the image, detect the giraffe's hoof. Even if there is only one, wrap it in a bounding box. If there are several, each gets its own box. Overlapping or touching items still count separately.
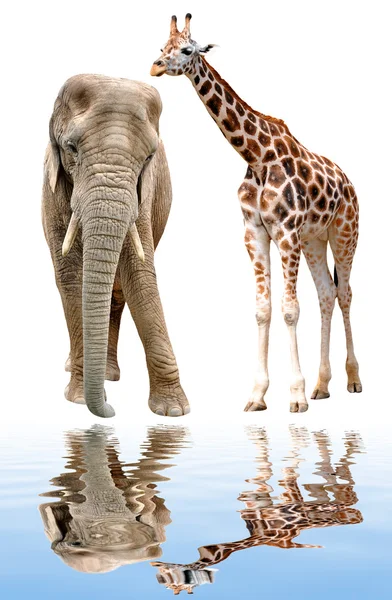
[244,400,267,412]
[290,401,308,413]
[348,382,362,393]
[311,389,330,400]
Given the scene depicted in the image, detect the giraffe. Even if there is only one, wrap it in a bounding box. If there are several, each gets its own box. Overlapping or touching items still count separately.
[152,427,365,595]
[151,14,362,413]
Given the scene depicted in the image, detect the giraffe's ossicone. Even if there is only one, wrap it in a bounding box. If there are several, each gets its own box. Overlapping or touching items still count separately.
[151,14,362,413]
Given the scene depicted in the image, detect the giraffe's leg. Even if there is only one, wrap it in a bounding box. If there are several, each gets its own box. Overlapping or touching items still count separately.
[302,238,337,400]
[243,222,272,412]
[278,238,308,413]
[329,218,362,394]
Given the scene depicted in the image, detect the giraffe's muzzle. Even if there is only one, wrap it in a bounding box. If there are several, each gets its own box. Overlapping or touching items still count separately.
[151,61,167,77]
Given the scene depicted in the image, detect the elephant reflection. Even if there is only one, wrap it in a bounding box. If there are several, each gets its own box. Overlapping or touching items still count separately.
[153,427,365,595]
[39,425,189,573]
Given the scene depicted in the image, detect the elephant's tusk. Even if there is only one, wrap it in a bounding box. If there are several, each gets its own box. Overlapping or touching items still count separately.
[62,213,79,257]
[129,223,145,262]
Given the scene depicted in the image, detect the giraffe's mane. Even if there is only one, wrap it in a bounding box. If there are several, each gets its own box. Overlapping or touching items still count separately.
[201,57,291,134]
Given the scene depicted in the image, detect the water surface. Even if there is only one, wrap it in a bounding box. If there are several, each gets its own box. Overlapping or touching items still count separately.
[0,425,391,598]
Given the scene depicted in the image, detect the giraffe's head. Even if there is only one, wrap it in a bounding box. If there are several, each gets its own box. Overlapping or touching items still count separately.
[151,14,215,77]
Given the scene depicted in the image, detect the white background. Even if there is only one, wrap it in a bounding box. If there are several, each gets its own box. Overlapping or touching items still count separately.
[1,0,391,434]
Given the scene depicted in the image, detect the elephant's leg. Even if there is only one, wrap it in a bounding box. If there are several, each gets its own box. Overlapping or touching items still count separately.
[51,246,85,405]
[64,285,124,382]
[119,246,189,417]
[106,283,125,381]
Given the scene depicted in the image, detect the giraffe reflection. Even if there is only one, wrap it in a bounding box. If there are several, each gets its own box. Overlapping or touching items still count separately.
[153,427,364,595]
[39,425,189,573]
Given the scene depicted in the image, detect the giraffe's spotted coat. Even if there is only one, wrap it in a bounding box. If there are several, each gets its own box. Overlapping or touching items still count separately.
[152,430,364,594]
[151,16,361,410]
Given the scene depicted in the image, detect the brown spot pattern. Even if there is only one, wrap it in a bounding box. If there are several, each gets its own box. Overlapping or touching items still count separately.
[247,138,261,157]
[269,123,280,136]
[285,136,300,157]
[274,202,289,221]
[231,135,244,147]
[316,196,326,210]
[297,160,311,183]
[236,102,245,116]
[225,90,234,105]
[268,165,286,188]
[207,94,222,116]
[264,150,277,162]
[200,80,212,96]
[244,119,257,135]
[222,108,241,132]
[274,139,289,157]
[281,157,295,177]
[258,132,271,147]
[241,148,256,163]
[239,183,258,206]
[283,182,295,208]
[215,82,222,95]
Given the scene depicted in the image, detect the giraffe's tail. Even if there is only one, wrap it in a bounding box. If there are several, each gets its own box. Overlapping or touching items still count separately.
[333,265,339,287]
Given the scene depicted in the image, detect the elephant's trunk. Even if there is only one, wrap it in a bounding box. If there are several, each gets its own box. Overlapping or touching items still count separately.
[80,186,137,418]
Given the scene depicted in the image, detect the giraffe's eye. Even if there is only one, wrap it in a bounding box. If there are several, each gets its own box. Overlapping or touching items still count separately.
[181,47,193,56]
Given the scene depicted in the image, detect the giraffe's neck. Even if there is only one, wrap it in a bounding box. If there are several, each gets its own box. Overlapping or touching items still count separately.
[186,56,289,168]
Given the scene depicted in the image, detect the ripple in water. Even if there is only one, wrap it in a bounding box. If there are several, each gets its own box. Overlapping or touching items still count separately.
[37,425,366,595]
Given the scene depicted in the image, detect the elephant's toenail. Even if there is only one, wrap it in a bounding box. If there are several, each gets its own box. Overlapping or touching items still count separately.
[169,407,182,417]
[184,406,191,415]
[155,409,165,416]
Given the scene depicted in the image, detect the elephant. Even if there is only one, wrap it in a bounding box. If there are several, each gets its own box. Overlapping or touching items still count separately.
[39,425,189,574]
[42,74,190,418]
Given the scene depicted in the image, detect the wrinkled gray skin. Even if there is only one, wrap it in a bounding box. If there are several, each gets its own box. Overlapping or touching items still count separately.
[42,75,190,418]
[39,425,187,573]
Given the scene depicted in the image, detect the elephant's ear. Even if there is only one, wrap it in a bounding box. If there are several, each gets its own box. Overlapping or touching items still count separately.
[44,142,61,193]
[44,115,61,193]
[150,140,172,248]
[137,154,155,206]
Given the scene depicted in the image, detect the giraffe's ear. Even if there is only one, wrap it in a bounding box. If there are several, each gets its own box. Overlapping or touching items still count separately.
[199,44,216,54]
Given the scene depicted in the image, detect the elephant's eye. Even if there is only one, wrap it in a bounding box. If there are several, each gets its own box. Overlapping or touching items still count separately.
[145,153,155,163]
[66,140,78,154]
[181,47,193,56]
[70,541,82,546]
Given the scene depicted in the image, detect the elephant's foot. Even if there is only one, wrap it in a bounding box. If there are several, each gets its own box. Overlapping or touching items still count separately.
[105,361,120,381]
[65,376,85,405]
[149,384,190,417]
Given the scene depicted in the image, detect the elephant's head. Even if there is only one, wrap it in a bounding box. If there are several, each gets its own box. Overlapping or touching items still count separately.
[38,426,178,573]
[45,75,161,417]
[39,501,166,573]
